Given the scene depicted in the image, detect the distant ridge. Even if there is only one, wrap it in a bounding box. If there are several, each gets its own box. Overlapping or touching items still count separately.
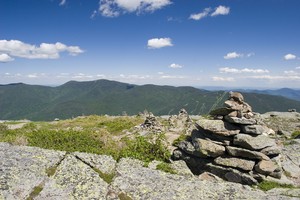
[1,79,300,121]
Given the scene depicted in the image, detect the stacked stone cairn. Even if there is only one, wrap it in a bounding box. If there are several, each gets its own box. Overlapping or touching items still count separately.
[172,92,282,185]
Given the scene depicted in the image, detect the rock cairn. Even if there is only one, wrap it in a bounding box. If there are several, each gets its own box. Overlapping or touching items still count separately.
[173,92,282,185]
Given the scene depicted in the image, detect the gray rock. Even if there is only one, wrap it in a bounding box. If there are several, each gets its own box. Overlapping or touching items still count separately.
[214,156,255,171]
[254,160,279,176]
[170,160,194,177]
[233,134,277,150]
[191,129,232,146]
[267,188,300,198]
[0,143,66,200]
[282,159,300,178]
[224,100,252,113]
[260,146,281,156]
[241,125,272,135]
[196,119,240,136]
[282,139,300,167]
[198,172,223,181]
[193,138,226,158]
[226,146,270,160]
[73,152,116,174]
[224,116,257,125]
[229,91,245,103]
[36,154,109,200]
[206,163,258,185]
[111,158,280,199]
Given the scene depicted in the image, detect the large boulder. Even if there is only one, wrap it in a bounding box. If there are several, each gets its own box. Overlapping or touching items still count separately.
[226,146,270,161]
[233,134,277,150]
[196,119,240,136]
[214,156,255,171]
[193,138,226,158]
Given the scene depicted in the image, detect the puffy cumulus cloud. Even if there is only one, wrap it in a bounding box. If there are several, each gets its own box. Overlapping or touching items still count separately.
[219,67,269,74]
[284,53,297,60]
[99,0,172,17]
[147,37,173,49]
[284,70,300,75]
[211,5,230,17]
[189,8,211,20]
[0,53,14,62]
[169,63,183,69]
[224,52,243,59]
[0,40,84,61]
[212,76,235,82]
[296,66,300,70]
[160,75,185,79]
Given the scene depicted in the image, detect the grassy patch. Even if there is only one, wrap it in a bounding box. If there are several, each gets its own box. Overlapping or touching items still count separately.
[46,166,58,177]
[119,133,171,164]
[156,162,176,174]
[118,193,133,200]
[291,131,300,139]
[97,117,143,134]
[257,181,296,191]
[26,185,43,200]
[172,134,190,146]
[93,168,115,184]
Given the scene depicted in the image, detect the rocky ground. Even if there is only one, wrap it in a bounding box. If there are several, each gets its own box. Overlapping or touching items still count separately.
[1,142,300,200]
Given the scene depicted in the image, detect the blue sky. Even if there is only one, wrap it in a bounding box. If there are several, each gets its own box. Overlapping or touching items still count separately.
[0,0,300,88]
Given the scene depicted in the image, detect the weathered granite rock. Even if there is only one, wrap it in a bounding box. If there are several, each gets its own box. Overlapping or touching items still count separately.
[206,163,258,185]
[198,172,223,181]
[224,116,257,125]
[196,119,240,136]
[193,138,226,158]
[37,154,109,199]
[260,146,281,156]
[191,129,232,146]
[254,160,279,176]
[234,134,277,150]
[111,158,282,200]
[229,91,244,103]
[241,125,272,135]
[214,156,255,171]
[177,140,201,157]
[267,188,300,198]
[282,159,300,178]
[0,143,66,200]
[226,146,270,161]
[224,100,252,113]
[73,152,116,174]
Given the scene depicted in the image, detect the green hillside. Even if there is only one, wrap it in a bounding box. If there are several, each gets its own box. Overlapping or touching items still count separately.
[1,79,300,121]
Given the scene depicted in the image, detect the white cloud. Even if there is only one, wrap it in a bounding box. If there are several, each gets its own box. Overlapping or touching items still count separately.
[169,63,183,69]
[212,76,235,82]
[189,8,211,21]
[296,66,300,70]
[99,0,172,17]
[211,5,230,17]
[224,52,243,59]
[160,75,185,79]
[219,67,269,74]
[59,0,66,6]
[90,10,98,19]
[246,52,255,57]
[250,75,300,81]
[0,53,14,62]
[0,40,83,61]
[284,53,297,60]
[284,70,300,75]
[147,37,173,49]
[27,74,38,78]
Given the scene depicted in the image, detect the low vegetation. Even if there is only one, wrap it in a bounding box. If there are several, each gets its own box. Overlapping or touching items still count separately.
[156,162,176,174]
[257,181,296,191]
[291,130,300,139]
[0,115,170,164]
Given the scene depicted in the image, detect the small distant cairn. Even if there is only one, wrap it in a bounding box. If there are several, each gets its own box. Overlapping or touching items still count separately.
[173,92,283,185]
[138,112,163,133]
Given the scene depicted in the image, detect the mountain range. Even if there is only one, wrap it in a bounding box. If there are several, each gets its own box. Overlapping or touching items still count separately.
[1,79,300,121]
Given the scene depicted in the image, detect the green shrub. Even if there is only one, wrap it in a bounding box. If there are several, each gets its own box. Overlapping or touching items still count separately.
[172,134,190,146]
[0,123,8,132]
[119,134,171,163]
[26,129,104,154]
[98,117,142,134]
[156,162,176,174]
[257,181,295,191]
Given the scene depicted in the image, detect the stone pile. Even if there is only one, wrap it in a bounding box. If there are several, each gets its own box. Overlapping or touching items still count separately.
[173,92,283,185]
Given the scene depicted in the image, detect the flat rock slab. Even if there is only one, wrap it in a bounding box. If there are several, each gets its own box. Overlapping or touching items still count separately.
[255,160,279,176]
[196,119,240,136]
[224,116,256,125]
[111,158,281,200]
[73,152,116,174]
[214,156,255,171]
[226,146,270,161]
[233,134,277,150]
[193,138,226,158]
[36,154,109,200]
[0,143,66,200]
[241,125,272,135]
